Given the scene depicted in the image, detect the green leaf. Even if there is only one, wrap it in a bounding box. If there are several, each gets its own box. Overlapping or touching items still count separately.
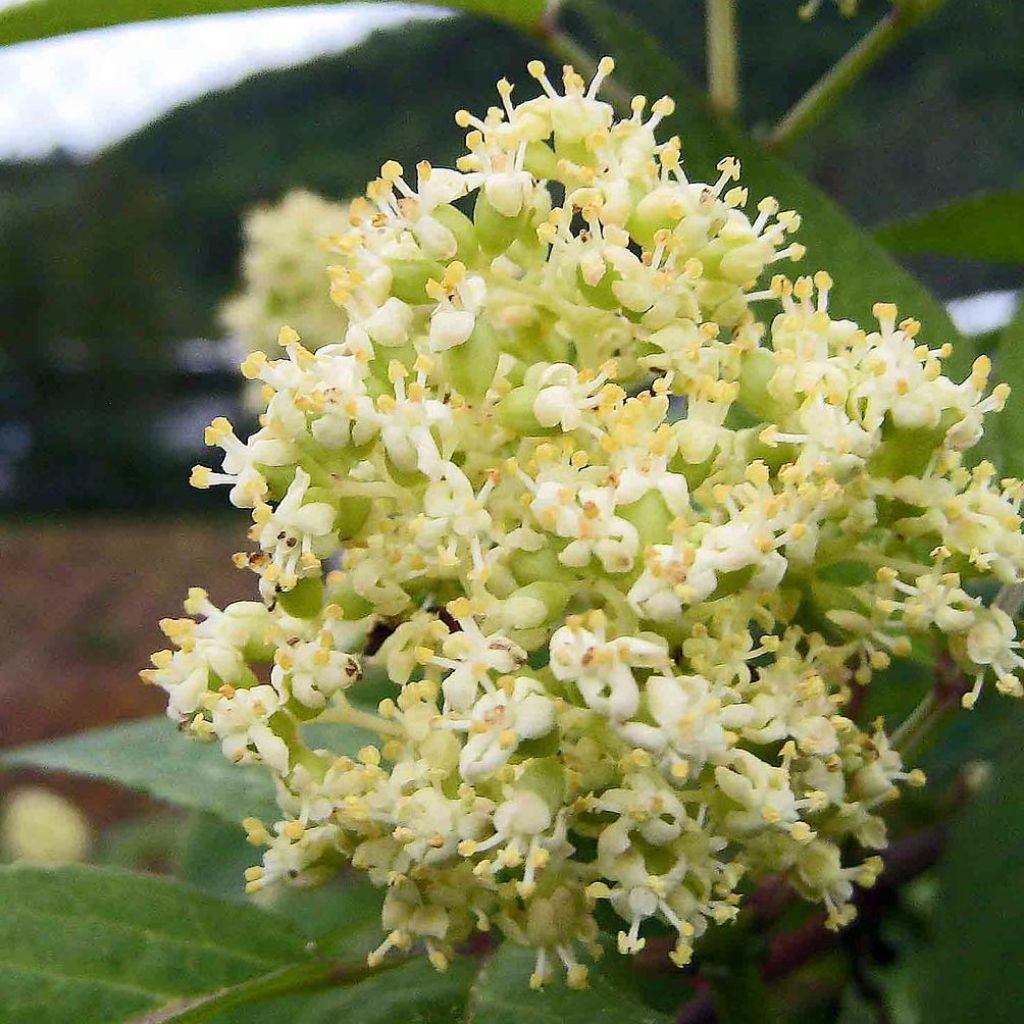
[0,0,546,47]
[208,957,478,1024]
[1,715,372,823]
[0,864,310,1024]
[288,957,479,1024]
[2,717,279,822]
[178,811,385,958]
[221,942,681,1023]
[994,302,1024,477]
[179,812,262,897]
[919,710,1024,1024]
[467,943,674,1023]
[875,190,1024,265]
[566,0,967,370]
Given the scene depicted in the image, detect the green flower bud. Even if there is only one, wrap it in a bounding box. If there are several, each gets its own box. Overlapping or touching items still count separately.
[738,347,779,420]
[306,488,370,538]
[422,729,461,776]
[749,429,798,472]
[276,574,324,619]
[673,454,715,489]
[446,321,501,401]
[576,264,621,310]
[524,140,558,179]
[525,885,588,949]
[325,577,374,619]
[368,341,418,382]
[505,581,572,628]
[628,189,680,248]
[719,241,768,285]
[553,135,596,167]
[256,464,295,502]
[618,490,674,545]
[497,385,557,435]
[386,257,447,304]
[509,545,577,585]
[517,756,568,812]
[474,190,524,254]
[868,411,957,479]
[708,566,756,601]
[432,203,478,263]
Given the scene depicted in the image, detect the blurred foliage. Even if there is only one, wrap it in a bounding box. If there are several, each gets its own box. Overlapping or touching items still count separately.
[1,5,1022,509]
[876,190,1024,263]
[0,0,547,45]
[918,726,1024,1024]
[994,302,1024,476]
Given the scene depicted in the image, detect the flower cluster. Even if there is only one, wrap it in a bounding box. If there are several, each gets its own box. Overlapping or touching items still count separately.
[222,189,351,359]
[146,58,1022,988]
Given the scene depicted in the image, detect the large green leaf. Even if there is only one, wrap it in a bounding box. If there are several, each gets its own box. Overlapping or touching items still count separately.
[207,956,478,1024]
[0,0,548,45]
[0,0,546,46]
[875,190,1024,265]
[2,717,278,822]
[221,944,678,1024]
[178,810,386,957]
[567,0,967,369]
[288,957,479,1024]
[1,715,371,823]
[919,713,1024,1023]
[0,864,310,1024]
[1,716,276,819]
[467,944,674,1023]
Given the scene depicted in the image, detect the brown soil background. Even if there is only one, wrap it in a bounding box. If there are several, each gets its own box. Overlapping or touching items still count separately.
[1,520,250,826]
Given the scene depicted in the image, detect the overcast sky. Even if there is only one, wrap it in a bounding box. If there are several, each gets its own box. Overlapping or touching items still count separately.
[0,3,436,160]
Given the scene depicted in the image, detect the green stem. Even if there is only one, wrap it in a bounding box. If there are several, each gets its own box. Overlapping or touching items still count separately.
[131,955,408,1024]
[767,0,951,152]
[706,0,739,119]
[890,689,946,757]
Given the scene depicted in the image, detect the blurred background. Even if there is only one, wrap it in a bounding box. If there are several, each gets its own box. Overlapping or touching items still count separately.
[0,0,1022,962]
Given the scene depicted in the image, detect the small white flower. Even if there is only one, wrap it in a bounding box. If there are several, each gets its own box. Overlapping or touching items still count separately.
[550,616,667,721]
[453,677,556,781]
[212,685,290,773]
[253,467,340,598]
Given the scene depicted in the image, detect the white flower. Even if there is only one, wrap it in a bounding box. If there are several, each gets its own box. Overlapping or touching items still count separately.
[252,467,340,599]
[212,685,290,773]
[715,750,800,833]
[550,616,667,721]
[271,634,361,708]
[453,677,556,781]
[431,616,527,712]
[618,674,741,774]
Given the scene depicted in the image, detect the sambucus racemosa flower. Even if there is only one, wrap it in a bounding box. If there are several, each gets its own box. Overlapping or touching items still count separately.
[145,57,1021,989]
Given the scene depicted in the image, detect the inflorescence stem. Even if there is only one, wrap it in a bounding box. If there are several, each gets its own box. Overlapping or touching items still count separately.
[706,0,740,120]
[767,0,952,152]
[894,581,1024,758]
[316,702,403,738]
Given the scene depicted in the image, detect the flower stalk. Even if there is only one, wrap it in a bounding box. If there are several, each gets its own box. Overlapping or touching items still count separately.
[767,0,953,151]
[132,955,409,1024]
[707,0,740,119]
